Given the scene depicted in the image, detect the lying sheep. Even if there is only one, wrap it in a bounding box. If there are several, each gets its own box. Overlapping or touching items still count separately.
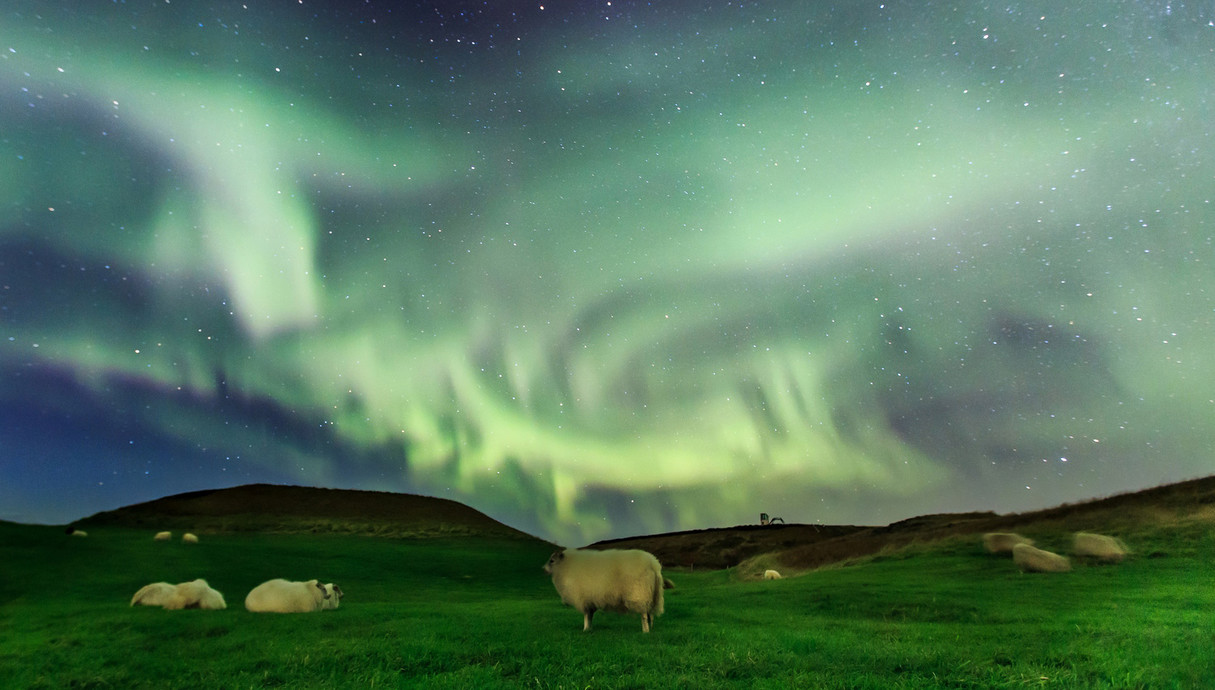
[153,531,172,541]
[168,579,227,609]
[1073,532,1129,562]
[1012,543,1072,573]
[544,548,664,633]
[66,527,88,537]
[663,577,676,590]
[131,582,177,607]
[182,533,199,544]
[982,532,1034,554]
[245,578,343,613]
[131,579,227,609]
[763,569,782,580]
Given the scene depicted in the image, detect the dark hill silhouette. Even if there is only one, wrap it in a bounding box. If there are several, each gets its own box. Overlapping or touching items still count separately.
[80,483,548,543]
[72,475,1215,570]
[591,474,1215,571]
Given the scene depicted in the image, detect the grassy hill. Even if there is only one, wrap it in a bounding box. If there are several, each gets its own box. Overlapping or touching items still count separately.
[71,474,1215,571]
[77,483,546,542]
[593,474,1215,573]
[2,477,1213,688]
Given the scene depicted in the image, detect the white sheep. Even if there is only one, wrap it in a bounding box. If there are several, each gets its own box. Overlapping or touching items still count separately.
[167,579,227,609]
[245,578,344,613]
[763,569,782,580]
[1072,532,1129,562]
[68,528,88,538]
[131,579,227,609]
[543,548,665,633]
[982,532,1034,554]
[153,531,172,541]
[1012,543,1072,573]
[131,582,177,607]
[182,533,199,544]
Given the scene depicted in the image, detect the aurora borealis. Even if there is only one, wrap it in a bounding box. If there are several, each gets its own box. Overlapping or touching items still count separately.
[2,1,1212,544]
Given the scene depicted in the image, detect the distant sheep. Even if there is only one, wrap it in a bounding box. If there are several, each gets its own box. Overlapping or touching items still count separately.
[245,578,343,613]
[153,531,172,541]
[1012,543,1072,573]
[182,533,199,544]
[1073,532,1129,562]
[544,548,665,633]
[65,527,88,537]
[763,569,782,580]
[982,532,1034,554]
[663,577,676,590]
[131,579,226,609]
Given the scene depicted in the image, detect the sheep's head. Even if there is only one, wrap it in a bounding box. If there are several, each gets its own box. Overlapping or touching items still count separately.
[317,581,343,609]
[543,550,566,574]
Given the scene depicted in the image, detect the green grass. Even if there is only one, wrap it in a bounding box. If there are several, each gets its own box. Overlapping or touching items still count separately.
[1,522,1211,689]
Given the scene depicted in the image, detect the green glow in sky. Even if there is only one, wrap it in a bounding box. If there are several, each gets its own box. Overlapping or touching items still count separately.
[2,2,1213,543]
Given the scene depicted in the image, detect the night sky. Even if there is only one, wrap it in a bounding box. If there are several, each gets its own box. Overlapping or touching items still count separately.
[2,1,1212,545]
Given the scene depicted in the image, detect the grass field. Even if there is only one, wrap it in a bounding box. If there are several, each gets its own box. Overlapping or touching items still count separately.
[1,520,1211,689]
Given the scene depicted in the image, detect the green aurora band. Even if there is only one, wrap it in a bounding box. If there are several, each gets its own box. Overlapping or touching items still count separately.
[1,2,1212,543]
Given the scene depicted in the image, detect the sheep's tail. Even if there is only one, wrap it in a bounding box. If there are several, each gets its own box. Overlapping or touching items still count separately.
[651,568,665,617]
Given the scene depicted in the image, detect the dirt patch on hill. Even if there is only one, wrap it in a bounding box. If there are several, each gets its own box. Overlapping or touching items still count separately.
[591,512,997,571]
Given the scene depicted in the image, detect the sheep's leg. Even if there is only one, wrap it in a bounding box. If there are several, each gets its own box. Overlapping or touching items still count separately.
[583,609,595,631]
[642,612,652,633]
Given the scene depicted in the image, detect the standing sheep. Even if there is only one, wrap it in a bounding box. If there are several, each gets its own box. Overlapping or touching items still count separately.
[982,532,1034,554]
[1072,532,1129,562]
[131,579,226,609]
[182,533,199,544]
[153,531,172,541]
[763,569,783,580]
[1012,543,1072,573]
[543,548,665,633]
[245,578,343,613]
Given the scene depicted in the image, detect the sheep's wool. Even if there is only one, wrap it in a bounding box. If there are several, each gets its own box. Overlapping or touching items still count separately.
[245,579,343,613]
[545,548,665,632]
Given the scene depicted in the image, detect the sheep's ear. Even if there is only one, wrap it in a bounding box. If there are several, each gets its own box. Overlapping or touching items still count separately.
[333,585,344,598]
[315,581,327,595]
